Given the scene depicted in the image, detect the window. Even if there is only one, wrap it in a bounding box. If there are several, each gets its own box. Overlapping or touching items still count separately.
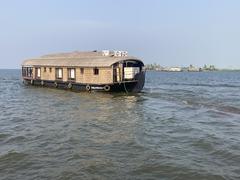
[24,67,33,77]
[22,68,24,76]
[29,68,32,77]
[80,68,84,74]
[22,67,33,77]
[22,67,25,76]
[56,68,63,79]
[36,68,41,78]
[68,68,75,80]
[22,67,28,77]
[44,67,46,72]
[93,68,99,75]
[49,67,52,73]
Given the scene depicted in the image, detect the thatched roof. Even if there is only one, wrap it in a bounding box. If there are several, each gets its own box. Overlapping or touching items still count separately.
[22,51,143,67]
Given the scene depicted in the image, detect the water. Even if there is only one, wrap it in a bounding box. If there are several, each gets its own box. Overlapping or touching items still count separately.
[0,69,240,180]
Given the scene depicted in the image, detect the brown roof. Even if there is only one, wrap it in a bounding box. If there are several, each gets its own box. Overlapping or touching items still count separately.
[22,51,143,67]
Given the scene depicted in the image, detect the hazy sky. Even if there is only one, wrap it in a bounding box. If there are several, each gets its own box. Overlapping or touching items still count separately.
[0,0,240,69]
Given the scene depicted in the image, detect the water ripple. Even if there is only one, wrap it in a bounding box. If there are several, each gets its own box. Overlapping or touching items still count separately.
[0,70,240,179]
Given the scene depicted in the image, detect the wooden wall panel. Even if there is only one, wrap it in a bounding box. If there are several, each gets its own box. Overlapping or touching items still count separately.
[33,66,113,84]
[38,67,56,81]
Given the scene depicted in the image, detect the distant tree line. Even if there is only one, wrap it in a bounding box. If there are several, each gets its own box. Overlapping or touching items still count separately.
[145,63,218,71]
[145,63,163,71]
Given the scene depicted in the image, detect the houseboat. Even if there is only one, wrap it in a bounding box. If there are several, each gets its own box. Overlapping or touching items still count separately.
[22,50,145,92]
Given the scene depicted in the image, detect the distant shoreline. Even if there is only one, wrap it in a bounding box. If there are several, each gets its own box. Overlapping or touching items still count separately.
[0,68,240,72]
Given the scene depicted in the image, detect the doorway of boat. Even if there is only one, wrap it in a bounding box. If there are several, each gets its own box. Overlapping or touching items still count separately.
[113,66,121,83]
[113,68,117,83]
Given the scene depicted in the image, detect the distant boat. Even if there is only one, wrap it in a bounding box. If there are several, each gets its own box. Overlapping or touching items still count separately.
[21,50,145,92]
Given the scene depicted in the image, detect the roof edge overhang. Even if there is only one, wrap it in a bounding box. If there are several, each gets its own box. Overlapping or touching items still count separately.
[21,56,144,67]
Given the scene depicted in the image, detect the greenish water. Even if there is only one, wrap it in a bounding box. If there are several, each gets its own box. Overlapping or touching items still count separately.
[0,70,240,179]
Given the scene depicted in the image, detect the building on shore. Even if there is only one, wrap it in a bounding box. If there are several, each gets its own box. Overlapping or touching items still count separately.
[163,67,182,72]
[169,67,182,72]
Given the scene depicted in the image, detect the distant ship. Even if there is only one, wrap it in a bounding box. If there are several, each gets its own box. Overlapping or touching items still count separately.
[21,50,145,93]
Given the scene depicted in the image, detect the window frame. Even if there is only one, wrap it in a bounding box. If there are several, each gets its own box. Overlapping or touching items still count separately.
[55,68,63,80]
[36,67,41,79]
[80,68,84,75]
[23,67,33,77]
[68,68,76,81]
[93,68,99,75]
[28,68,32,77]
[22,67,27,77]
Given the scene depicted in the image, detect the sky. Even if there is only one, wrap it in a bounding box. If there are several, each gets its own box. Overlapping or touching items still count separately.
[0,0,240,69]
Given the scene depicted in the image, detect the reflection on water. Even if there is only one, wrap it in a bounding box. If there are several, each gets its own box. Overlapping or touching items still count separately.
[0,70,240,179]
